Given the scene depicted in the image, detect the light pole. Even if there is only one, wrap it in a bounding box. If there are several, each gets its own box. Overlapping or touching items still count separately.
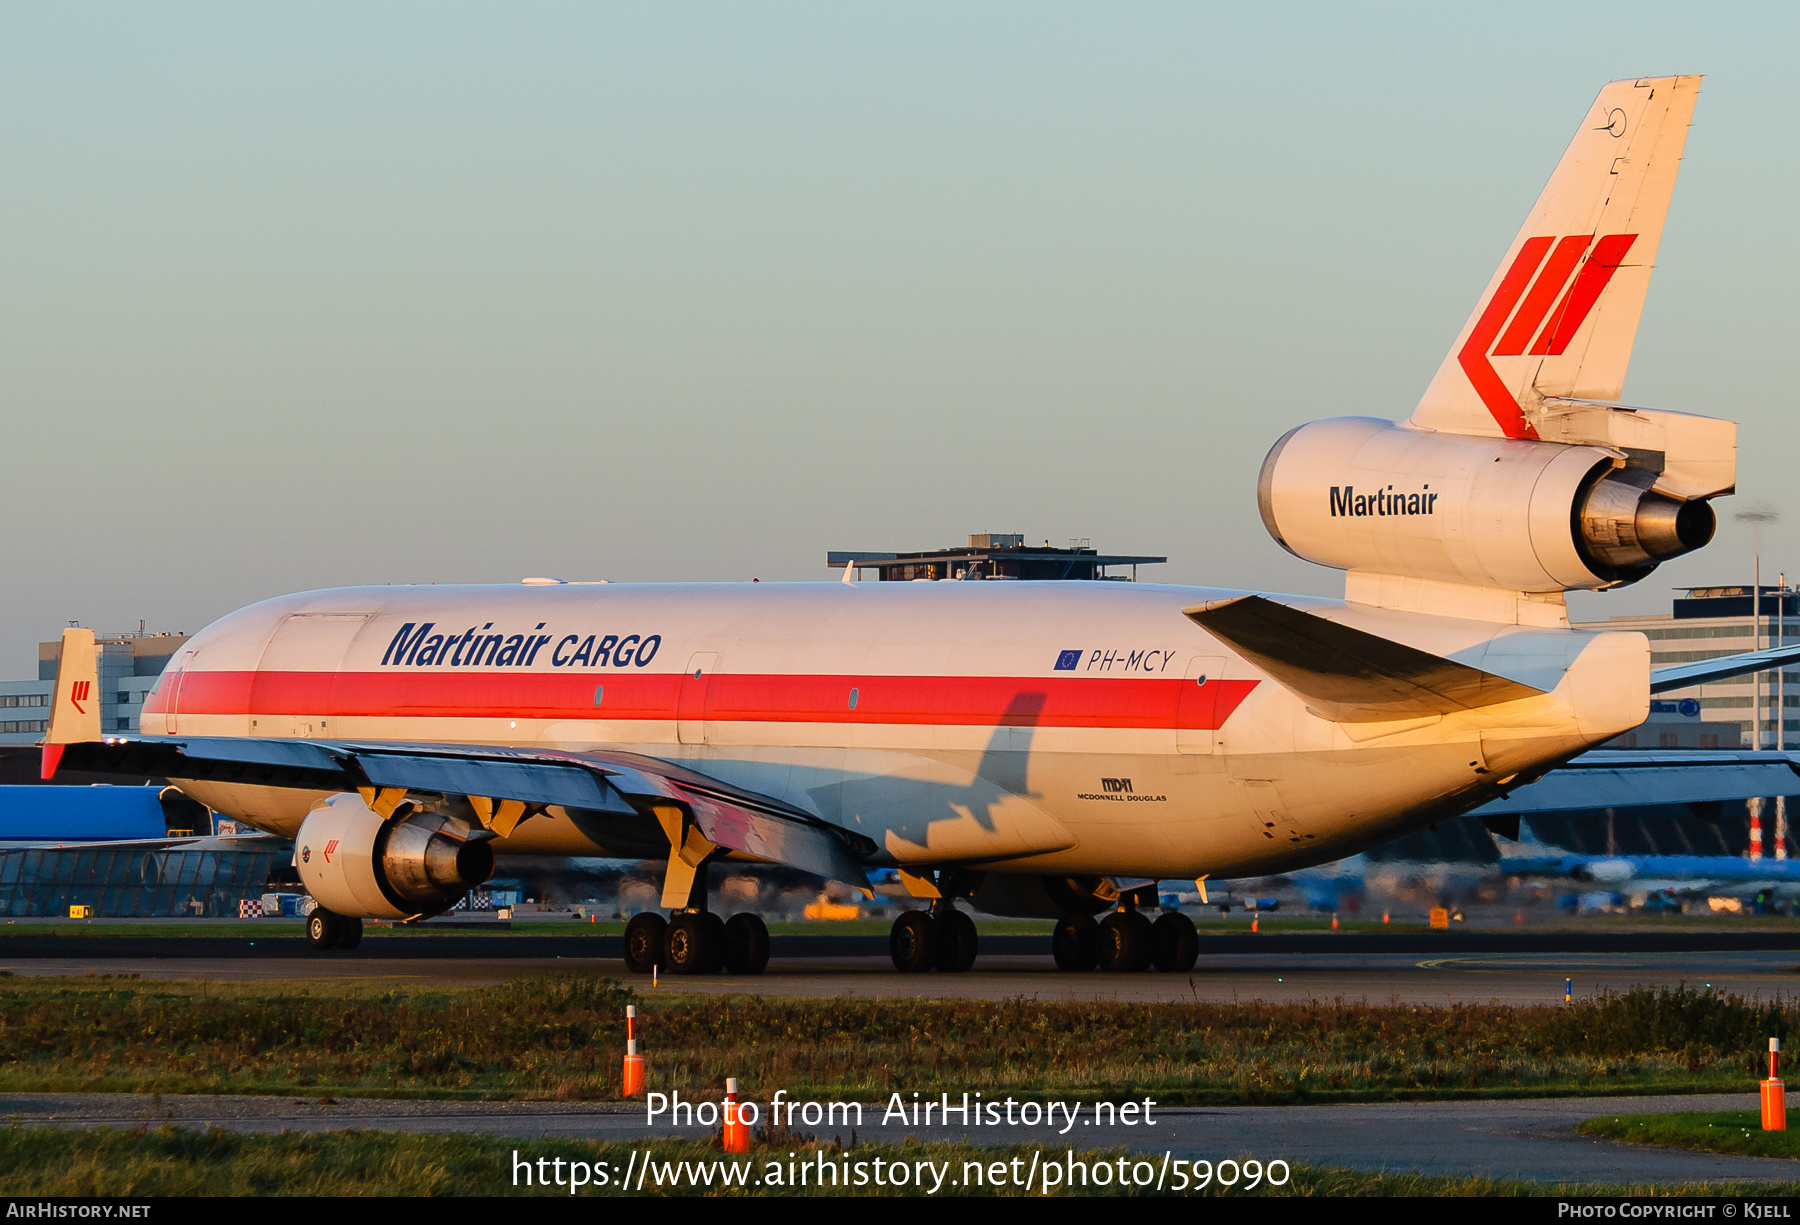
[1737,508,1780,750]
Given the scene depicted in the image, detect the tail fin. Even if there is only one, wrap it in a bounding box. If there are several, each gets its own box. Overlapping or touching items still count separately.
[1410,75,1700,439]
[42,627,101,779]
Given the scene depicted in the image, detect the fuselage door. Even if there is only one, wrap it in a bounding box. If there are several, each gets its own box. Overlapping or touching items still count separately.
[677,651,719,746]
[165,648,199,736]
[1176,655,1227,754]
[250,613,374,738]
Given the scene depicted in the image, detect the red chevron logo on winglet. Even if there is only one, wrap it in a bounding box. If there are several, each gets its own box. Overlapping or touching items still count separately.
[1457,233,1638,438]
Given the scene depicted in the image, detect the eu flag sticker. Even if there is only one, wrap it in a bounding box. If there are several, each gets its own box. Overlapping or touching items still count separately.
[1054,649,1083,671]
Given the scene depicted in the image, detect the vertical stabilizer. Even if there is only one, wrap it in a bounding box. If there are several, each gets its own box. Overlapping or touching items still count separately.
[42,628,101,779]
[1410,76,1700,439]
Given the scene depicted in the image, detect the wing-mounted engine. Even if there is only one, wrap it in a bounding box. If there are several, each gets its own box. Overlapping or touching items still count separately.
[295,792,496,920]
[1257,412,1729,596]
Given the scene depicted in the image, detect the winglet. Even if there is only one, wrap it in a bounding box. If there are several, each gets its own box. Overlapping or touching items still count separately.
[43,628,101,778]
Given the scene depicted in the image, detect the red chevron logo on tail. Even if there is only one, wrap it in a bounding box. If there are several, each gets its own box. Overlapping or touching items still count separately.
[1457,233,1638,438]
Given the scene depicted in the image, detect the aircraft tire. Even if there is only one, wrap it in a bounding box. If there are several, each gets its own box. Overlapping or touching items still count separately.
[701,911,728,974]
[1149,911,1197,972]
[307,908,344,951]
[623,912,667,974]
[1052,912,1099,971]
[723,913,771,975]
[1098,910,1153,972]
[664,912,719,975]
[889,911,936,972]
[932,909,979,973]
[336,916,364,950]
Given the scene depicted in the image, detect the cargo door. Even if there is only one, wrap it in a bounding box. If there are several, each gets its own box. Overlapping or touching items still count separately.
[676,651,719,746]
[250,613,373,738]
[1176,655,1228,754]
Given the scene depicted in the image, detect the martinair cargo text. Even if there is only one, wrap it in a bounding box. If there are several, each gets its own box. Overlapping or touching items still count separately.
[47,75,1800,976]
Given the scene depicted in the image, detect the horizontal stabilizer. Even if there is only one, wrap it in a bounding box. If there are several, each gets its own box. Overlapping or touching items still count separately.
[1649,643,1800,693]
[1184,595,1543,723]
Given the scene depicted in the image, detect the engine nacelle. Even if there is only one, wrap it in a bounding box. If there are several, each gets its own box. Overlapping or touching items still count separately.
[1257,417,1717,592]
[296,793,496,920]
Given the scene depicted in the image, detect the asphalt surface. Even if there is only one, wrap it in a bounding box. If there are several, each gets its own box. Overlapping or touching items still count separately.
[2,943,1797,1005]
[3,1091,1795,1184]
[10,930,1800,961]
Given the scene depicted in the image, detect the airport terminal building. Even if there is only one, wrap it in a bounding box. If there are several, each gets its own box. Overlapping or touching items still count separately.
[1574,585,1795,750]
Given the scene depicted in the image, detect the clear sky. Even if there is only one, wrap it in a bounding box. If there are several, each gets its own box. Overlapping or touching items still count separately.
[2,3,1795,667]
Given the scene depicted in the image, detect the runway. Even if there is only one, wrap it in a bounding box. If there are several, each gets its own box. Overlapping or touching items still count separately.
[2,1090,1795,1184]
[3,940,1797,1004]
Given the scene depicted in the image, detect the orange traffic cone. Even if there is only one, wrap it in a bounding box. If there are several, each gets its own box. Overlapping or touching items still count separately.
[723,1077,751,1152]
[1765,1038,1787,1132]
[1330,913,1338,930]
[1251,915,1258,933]
[621,1005,646,1097]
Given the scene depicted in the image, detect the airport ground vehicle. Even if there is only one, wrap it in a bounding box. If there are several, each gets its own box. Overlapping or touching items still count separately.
[45,76,1800,974]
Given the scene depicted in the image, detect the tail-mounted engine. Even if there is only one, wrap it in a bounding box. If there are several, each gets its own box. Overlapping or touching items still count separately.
[296,793,496,920]
[1257,411,1732,593]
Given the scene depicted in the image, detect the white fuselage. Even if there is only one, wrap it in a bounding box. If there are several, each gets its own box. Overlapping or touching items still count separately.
[141,581,1648,879]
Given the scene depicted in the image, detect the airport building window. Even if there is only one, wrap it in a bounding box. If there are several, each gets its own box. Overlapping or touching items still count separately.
[115,717,130,731]
[0,721,47,734]
[1651,648,1746,665]
[116,692,130,705]
[0,695,48,708]
[1644,625,1753,640]
[1701,696,1754,708]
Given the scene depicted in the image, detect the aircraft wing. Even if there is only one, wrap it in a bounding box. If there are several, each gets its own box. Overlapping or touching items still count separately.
[50,736,875,888]
[1650,643,1800,692]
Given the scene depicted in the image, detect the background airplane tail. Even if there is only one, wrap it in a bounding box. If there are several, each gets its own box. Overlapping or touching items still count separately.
[1409,76,1701,439]
[42,627,101,779]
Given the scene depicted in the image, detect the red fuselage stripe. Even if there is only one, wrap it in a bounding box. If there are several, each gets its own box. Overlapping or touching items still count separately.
[153,670,1260,731]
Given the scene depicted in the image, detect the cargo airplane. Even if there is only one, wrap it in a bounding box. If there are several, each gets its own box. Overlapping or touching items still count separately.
[45,75,1800,974]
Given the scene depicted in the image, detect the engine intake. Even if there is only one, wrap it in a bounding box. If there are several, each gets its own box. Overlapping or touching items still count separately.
[1258,417,1718,593]
[296,793,495,920]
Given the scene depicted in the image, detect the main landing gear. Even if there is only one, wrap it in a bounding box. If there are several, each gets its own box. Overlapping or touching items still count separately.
[623,909,771,976]
[888,901,979,973]
[1052,905,1196,973]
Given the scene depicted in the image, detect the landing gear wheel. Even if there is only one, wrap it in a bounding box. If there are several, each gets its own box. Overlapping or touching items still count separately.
[623,912,667,974]
[665,911,720,974]
[1149,911,1197,972]
[307,908,344,950]
[1052,911,1099,971]
[932,908,979,973]
[889,911,936,972]
[702,911,728,974]
[1098,909,1153,972]
[336,916,364,950]
[723,913,770,975]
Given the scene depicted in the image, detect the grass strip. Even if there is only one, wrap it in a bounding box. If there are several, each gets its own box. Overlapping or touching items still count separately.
[2,1126,1797,1196]
[1576,1110,1800,1158]
[0,978,1794,1104]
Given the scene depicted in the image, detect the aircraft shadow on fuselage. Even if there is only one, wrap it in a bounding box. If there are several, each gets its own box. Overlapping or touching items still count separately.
[556,692,1054,862]
[808,690,1053,854]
